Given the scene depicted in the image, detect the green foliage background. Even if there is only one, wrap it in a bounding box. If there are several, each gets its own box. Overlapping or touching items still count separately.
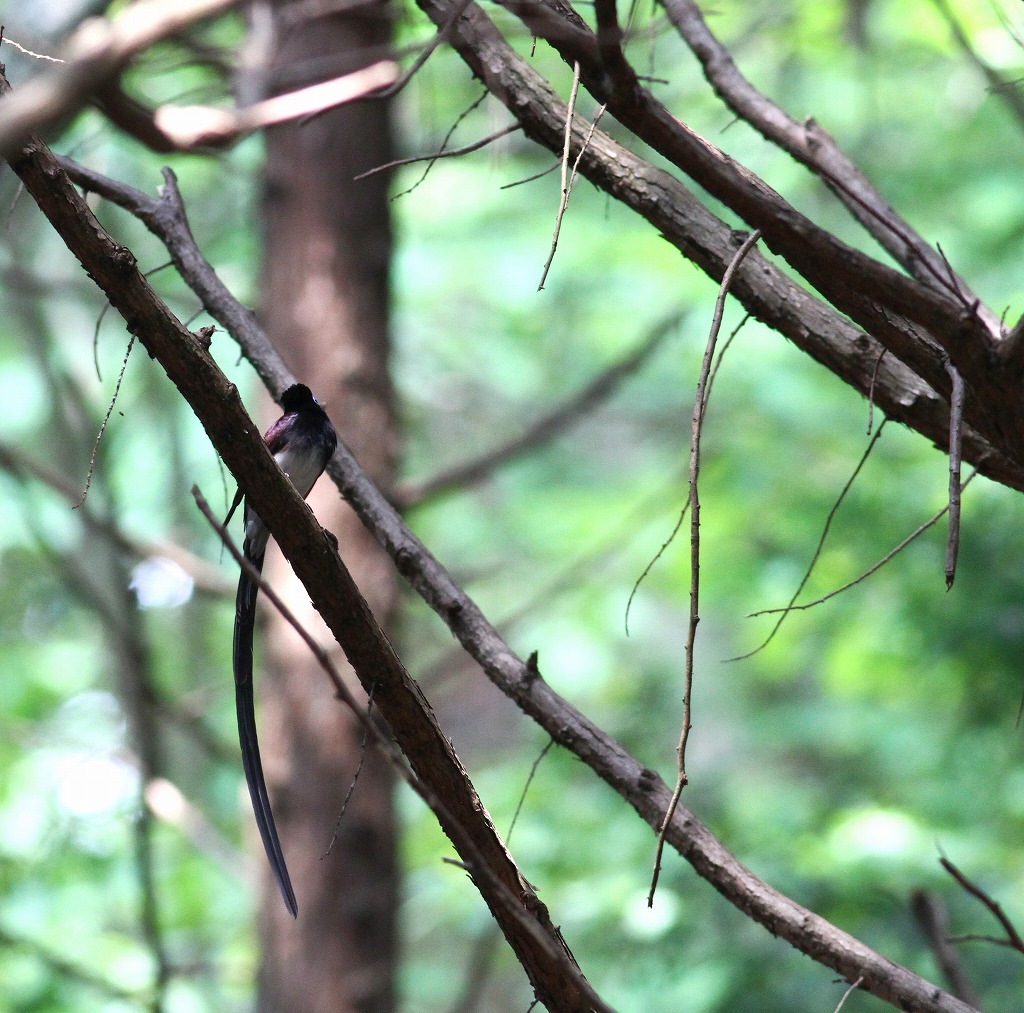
[1,0,1023,1010]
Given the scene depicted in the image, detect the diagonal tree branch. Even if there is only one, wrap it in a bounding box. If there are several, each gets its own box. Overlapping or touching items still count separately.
[490,0,1000,390]
[405,0,1024,491]
[3,86,601,1013]
[657,0,1003,337]
[394,310,683,506]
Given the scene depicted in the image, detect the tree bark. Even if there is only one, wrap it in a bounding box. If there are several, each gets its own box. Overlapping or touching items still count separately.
[253,3,399,1010]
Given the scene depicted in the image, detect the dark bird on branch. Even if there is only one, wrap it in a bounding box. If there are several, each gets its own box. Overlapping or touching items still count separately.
[228,383,337,917]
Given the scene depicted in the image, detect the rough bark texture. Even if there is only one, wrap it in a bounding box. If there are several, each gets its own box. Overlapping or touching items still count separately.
[254,3,399,1010]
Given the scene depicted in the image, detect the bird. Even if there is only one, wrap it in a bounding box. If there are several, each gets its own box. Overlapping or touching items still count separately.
[229,383,337,918]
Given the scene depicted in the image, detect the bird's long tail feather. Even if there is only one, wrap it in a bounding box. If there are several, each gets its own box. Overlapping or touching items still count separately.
[233,547,298,918]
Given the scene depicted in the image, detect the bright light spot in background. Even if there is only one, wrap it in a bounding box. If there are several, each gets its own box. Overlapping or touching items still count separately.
[828,807,923,861]
[54,753,139,819]
[49,691,137,819]
[621,888,681,939]
[52,690,126,749]
[0,691,138,857]
[130,556,194,608]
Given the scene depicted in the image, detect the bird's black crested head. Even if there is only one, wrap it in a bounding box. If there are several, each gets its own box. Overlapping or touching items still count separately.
[280,383,316,413]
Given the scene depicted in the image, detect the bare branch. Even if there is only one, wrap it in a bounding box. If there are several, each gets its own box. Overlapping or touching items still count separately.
[910,891,983,1007]
[396,309,683,506]
[492,0,998,389]
[0,0,238,156]
[409,0,1024,494]
[833,977,864,1013]
[656,0,1002,337]
[156,60,397,149]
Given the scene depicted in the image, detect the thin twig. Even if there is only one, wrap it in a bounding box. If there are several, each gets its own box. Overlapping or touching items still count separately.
[728,419,888,661]
[323,685,377,859]
[500,159,560,189]
[389,89,489,200]
[538,62,581,290]
[948,932,1024,948]
[648,229,760,905]
[833,976,864,1013]
[74,334,136,508]
[624,313,748,634]
[939,852,1024,954]
[507,739,554,842]
[193,487,350,700]
[355,123,520,181]
[625,501,689,636]
[749,469,978,618]
[943,357,964,589]
[0,36,65,63]
[376,0,476,98]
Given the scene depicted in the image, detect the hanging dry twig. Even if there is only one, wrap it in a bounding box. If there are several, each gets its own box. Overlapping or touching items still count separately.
[624,314,748,634]
[943,357,964,589]
[538,64,606,289]
[647,229,761,905]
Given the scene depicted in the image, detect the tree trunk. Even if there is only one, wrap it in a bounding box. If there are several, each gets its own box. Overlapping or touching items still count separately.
[253,4,398,1010]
